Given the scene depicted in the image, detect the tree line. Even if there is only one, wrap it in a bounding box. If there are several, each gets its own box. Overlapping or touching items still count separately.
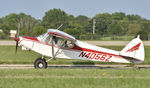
[0,8,150,40]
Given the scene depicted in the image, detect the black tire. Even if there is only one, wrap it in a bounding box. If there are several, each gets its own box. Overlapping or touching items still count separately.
[34,58,47,69]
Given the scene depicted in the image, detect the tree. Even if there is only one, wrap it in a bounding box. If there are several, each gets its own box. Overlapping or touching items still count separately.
[66,22,85,34]
[33,26,46,36]
[107,23,122,35]
[138,20,150,40]
[126,14,141,21]
[1,13,19,33]
[112,12,126,20]
[64,28,81,36]
[0,24,10,35]
[127,24,141,35]
[42,8,69,30]
[18,13,39,35]
[75,15,90,33]
[75,15,89,25]
[93,13,112,34]
[0,13,39,36]
[68,15,75,23]
[0,32,5,39]
[1,10,150,40]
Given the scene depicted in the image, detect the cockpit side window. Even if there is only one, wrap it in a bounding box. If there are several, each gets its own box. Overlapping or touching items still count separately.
[53,36,74,48]
[63,40,74,48]
[41,34,74,48]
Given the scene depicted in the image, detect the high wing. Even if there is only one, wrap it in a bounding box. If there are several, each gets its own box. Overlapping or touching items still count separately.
[47,29,76,41]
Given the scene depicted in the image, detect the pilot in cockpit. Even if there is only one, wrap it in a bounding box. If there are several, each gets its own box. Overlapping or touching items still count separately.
[53,36,57,44]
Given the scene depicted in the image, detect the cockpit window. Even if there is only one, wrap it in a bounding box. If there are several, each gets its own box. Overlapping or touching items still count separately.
[37,33,47,41]
[41,34,52,44]
[41,34,74,48]
[54,36,74,48]
[64,40,74,48]
[41,33,46,37]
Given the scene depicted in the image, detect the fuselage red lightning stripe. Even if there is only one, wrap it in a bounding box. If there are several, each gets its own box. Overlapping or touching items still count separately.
[20,36,121,58]
[22,36,39,41]
[72,44,121,57]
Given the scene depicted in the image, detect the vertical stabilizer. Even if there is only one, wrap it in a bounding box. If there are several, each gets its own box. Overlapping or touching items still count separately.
[120,35,145,63]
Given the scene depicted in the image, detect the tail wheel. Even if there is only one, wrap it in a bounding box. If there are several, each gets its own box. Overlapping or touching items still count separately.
[34,58,47,69]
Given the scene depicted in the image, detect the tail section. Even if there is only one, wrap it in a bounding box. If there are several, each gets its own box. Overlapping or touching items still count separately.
[120,35,145,63]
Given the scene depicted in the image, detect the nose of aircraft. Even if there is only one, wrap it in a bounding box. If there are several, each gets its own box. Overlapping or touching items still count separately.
[14,37,19,42]
[14,37,20,54]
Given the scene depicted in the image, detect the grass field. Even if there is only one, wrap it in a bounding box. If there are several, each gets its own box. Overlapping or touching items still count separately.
[0,46,150,88]
[0,68,150,88]
[0,46,149,64]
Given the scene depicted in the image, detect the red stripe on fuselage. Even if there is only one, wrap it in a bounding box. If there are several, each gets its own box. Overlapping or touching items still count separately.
[71,44,121,57]
[22,36,39,42]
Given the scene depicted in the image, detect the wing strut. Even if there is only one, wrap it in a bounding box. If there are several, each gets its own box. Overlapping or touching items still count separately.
[51,35,55,59]
[47,36,67,62]
[53,39,67,57]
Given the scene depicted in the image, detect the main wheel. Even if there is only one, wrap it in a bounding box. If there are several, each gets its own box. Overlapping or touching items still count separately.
[34,58,47,69]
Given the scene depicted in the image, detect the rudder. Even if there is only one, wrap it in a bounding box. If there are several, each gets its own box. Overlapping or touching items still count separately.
[120,35,145,63]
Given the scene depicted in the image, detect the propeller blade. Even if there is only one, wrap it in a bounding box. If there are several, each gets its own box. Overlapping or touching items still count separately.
[15,24,20,54]
[15,41,18,54]
[14,37,19,54]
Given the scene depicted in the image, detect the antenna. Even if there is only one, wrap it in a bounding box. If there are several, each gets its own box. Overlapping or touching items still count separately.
[57,24,63,30]
[137,35,140,39]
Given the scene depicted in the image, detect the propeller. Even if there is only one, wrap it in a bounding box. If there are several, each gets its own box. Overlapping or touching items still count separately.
[14,24,20,54]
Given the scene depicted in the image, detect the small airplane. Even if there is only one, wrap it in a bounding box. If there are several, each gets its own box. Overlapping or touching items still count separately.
[14,29,145,69]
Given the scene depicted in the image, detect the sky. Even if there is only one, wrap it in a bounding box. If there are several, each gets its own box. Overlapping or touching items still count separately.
[0,0,150,20]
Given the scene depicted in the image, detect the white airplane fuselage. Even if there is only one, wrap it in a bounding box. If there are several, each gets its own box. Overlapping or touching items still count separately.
[19,36,133,64]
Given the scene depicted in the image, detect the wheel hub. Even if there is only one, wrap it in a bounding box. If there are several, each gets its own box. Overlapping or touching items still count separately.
[39,63,43,68]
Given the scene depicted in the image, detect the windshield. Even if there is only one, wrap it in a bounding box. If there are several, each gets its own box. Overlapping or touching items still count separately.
[37,33,47,41]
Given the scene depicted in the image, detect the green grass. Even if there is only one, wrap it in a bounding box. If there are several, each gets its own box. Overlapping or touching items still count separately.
[80,35,135,41]
[0,68,150,88]
[0,46,150,64]
[0,46,41,64]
